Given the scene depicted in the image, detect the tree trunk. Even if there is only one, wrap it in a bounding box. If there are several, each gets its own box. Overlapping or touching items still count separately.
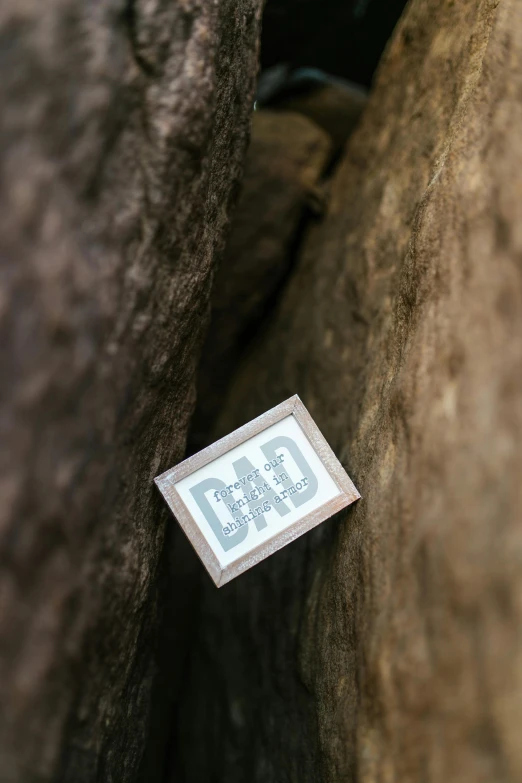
[0,1,262,780]
[175,1,522,781]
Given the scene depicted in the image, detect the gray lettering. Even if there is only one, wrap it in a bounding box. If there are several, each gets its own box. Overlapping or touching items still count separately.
[189,477,248,552]
[261,435,318,508]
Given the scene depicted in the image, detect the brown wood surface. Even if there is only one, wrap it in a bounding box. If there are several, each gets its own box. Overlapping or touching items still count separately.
[0,1,262,780]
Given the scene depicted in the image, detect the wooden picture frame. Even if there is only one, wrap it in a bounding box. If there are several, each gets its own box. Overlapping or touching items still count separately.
[155,395,360,587]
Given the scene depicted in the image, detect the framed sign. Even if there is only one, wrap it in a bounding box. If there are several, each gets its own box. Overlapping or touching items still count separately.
[155,395,360,586]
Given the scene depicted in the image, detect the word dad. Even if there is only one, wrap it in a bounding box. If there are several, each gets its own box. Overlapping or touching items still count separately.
[189,435,319,552]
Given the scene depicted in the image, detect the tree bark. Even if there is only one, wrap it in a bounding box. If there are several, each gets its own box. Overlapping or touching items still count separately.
[189,110,332,455]
[176,1,522,781]
[0,1,261,780]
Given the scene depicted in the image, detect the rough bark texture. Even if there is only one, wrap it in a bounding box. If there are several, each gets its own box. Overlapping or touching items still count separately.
[176,1,522,781]
[189,110,332,454]
[0,1,262,781]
